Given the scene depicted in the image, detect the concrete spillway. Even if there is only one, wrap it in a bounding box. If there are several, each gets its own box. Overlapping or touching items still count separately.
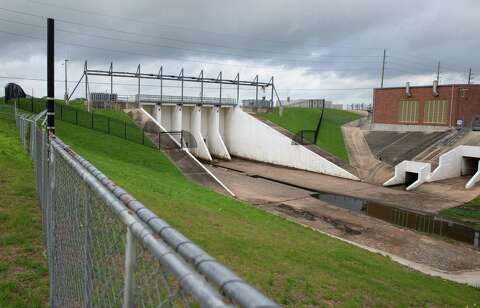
[384,145,480,190]
[138,103,359,181]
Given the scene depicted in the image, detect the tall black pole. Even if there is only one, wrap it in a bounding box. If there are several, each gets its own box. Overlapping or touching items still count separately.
[468,68,472,85]
[47,18,55,134]
[380,49,386,88]
[436,61,441,83]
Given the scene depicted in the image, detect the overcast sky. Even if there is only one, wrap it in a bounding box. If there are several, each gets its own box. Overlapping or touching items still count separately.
[0,0,478,105]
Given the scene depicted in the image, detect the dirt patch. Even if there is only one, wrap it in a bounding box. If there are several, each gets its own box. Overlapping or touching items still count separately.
[276,203,366,235]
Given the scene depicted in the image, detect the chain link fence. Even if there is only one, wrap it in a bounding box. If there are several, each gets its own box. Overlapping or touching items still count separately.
[15,113,277,308]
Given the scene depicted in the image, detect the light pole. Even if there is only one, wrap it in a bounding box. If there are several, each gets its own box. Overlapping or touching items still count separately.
[62,59,70,103]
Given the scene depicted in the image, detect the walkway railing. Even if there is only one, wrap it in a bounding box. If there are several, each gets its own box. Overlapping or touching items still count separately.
[15,112,277,308]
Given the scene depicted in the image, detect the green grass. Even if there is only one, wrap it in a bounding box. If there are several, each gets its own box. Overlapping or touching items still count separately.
[53,118,480,306]
[440,198,480,229]
[259,107,361,161]
[7,98,153,148]
[0,119,48,307]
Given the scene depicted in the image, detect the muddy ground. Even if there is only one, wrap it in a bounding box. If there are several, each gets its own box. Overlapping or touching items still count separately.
[207,158,480,273]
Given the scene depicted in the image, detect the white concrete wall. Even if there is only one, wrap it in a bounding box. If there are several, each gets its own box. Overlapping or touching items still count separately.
[466,161,480,189]
[200,107,209,144]
[207,106,231,160]
[224,107,359,180]
[153,104,161,123]
[385,145,480,190]
[383,161,431,191]
[182,106,192,133]
[172,105,182,132]
[429,145,480,182]
[219,107,227,140]
[160,106,173,131]
[190,106,212,161]
[371,123,450,132]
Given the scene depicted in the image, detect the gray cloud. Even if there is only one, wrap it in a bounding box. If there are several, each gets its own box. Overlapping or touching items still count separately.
[0,0,478,103]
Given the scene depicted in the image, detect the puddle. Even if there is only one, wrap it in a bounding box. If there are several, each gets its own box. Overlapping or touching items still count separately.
[311,192,479,247]
[311,193,367,213]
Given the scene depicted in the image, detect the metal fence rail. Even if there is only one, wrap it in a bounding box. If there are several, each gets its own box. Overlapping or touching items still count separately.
[15,114,277,308]
[119,94,237,106]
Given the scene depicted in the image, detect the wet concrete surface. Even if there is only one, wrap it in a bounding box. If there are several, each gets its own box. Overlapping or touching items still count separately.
[412,176,480,203]
[212,158,462,213]
[206,159,480,272]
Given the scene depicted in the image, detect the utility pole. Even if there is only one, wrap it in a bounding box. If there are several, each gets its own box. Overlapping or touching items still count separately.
[47,18,55,135]
[380,49,386,88]
[436,61,441,83]
[468,68,472,85]
[62,59,70,103]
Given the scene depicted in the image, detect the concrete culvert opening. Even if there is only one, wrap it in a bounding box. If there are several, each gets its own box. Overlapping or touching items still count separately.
[404,172,418,187]
[462,156,480,176]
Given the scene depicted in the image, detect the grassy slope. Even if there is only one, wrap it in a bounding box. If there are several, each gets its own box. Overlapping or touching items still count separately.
[62,99,131,121]
[259,108,360,161]
[55,119,479,306]
[440,198,480,229]
[0,119,48,307]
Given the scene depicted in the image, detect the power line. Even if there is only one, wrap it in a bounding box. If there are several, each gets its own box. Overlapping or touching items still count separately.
[0,17,383,66]
[390,54,464,72]
[0,29,385,77]
[0,75,374,92]
[19,0,384,50]
[0,6,382,59]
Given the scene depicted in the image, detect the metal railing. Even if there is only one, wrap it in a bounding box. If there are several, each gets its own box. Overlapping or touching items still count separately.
[117,94,237,106]
[15,113,277,307]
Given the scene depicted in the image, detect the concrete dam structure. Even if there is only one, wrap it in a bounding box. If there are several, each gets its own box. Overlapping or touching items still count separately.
[132,97,358,181]
[384,145,480,190]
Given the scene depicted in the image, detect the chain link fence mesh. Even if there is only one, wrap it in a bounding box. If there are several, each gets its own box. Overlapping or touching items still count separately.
[14,113,277,308]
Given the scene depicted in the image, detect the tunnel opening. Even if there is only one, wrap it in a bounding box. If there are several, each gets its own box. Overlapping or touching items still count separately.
[404,172,418,187]
[462,156,480,176]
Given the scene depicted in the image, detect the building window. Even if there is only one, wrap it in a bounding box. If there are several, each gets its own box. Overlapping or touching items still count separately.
[424,100,449,124]
[398,100,419,123]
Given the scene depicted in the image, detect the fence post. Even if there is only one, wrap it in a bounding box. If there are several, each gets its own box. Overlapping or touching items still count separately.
[83,187,92,307]
[60,104,63,120]
[75,110,78,125]
[124,121,127,140]
[47,142,56,308]
[123,226,136,308]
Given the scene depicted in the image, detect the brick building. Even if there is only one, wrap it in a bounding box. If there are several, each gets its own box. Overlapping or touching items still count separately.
[373,83,480,129]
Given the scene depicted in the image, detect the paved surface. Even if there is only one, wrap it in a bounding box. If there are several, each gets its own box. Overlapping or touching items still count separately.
[342,121,393,184]
[364,130,448,165]
[413,176,480,203]
[211,158,463,213]
[206,160,480,273]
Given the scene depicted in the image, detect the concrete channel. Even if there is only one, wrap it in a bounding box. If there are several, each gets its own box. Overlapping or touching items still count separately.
[206,158,480,287]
